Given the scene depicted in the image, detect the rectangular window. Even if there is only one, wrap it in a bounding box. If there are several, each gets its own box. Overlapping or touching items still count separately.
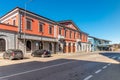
[65,30,67,37]
[80,33,82,39]
[26,19,32,30]
[59,28,62,35]
[13,19,16,26]
[79,33,80,39]
[70,31,72,38]
[39,22,44,32]
[49,25,53,34]
[77,33,79,38]
[74,32,76,39]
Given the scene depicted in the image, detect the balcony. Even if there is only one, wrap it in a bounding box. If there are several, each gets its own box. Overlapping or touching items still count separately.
[58,35,64,40]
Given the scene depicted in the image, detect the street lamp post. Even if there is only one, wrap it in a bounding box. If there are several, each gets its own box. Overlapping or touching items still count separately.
[24,0,32,55]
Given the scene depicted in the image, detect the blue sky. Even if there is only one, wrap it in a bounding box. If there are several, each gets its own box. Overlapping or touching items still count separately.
[0,0,120,44]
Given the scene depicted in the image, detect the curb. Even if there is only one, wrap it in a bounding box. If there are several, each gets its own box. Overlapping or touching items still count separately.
[0,51,112,59]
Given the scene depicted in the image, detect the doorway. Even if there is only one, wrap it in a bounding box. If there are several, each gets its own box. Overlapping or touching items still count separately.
[0,39,6,51]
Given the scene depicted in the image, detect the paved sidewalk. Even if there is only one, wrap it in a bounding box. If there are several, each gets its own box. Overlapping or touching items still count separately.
[0,51,111,67]
[0,51,105,59]
[24,51,102,58]
[0,51,117,67]
[0,51,100,66]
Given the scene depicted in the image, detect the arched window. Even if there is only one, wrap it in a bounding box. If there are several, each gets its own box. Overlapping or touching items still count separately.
[26,40,31,51]
[63,42,66,53]
[68,43,71,52]
[0,39,6,51]
[39,41,43,50]
[59,44,61,51]
[49,43,52,51]
[73,43,75,52]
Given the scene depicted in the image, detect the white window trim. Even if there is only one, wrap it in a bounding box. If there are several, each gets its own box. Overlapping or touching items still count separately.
[49,25,53,34]
[70,31,72,38]
[1,12,18,23]
[26,19,32,30]
[59,27,62,35]
[12,17,16,26]
[38,22,44,32]
[64,28,68,37]
[74,32,76,39]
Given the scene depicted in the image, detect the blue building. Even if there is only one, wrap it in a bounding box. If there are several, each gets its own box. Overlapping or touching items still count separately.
[88,36,111,51]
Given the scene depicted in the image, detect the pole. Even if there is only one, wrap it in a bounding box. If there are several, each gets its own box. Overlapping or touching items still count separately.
[24,0,32,55]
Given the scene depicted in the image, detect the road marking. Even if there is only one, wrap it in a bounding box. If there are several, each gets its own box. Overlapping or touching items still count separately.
[118,57,120,60]
[95,69,102,74]
[0,61,76,79]
[102,65,107,69]
[107,63,111,66]
[83,75,93,80]
[108,56,112,58]
[112,56,116,59]
[112,56,114,58]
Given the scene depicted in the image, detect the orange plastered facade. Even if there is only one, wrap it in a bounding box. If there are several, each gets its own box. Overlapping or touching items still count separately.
[21,16,55,38]
[0,7,90,53]
[0,23,18,32]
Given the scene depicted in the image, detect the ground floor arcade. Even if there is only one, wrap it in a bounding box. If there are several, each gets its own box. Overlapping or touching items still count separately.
[58,40,91,53]
[0,31,91,53]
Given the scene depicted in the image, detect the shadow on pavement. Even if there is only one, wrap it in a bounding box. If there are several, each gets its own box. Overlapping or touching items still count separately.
[0,54,120,80]
[99,52,120,62]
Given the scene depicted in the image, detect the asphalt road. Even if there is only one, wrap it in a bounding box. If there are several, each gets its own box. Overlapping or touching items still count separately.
[0,52,120,80]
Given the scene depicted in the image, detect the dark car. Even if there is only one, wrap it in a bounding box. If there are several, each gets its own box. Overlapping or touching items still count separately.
[31,50,51,57]
[3,49,24,60]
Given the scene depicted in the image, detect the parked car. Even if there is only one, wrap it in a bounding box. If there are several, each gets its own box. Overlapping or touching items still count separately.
[31,50,51,57]
[3,49,24,60]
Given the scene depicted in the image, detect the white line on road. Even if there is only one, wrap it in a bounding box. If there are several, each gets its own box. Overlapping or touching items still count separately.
[118,57,120,60]
[108,56,112,58]
[0,61,76,79]
[83,75,93,80]
[107,63,111,66]
[102,65,108,69]
[0,79,8,80]
[112,56,116,59]
[95,69,102,74]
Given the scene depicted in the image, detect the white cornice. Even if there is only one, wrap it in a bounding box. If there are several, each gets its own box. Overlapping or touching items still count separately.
[20,10,56,24]
[1,12,18,23]
[0,8,19,20]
